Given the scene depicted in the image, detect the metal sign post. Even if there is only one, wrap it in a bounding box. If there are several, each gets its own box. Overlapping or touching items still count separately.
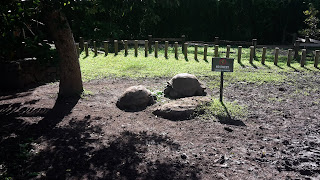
[220,71,224,102]
[212,58,234,102]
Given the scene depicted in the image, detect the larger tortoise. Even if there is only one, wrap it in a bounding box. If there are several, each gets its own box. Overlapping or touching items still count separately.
[164,73,206,99]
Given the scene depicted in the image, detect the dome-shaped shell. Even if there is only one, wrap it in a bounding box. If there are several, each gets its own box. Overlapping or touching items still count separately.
[164,73,206,99]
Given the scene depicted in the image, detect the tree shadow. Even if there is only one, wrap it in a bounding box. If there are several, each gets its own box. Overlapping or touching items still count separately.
[28,96,80,135]
[217,102,246,127]
[0,97,200,179]
[0,96,80,179]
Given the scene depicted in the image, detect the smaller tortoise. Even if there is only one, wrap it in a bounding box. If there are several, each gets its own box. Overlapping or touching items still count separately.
[164,73,206,99]
[117,85,156,111]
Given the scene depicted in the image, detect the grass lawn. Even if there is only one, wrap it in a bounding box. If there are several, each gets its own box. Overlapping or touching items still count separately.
[80,46,319,87]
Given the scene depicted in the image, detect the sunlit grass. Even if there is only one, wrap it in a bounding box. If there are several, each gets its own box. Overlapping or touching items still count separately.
[79,46,319,85]
[199,98,248,120]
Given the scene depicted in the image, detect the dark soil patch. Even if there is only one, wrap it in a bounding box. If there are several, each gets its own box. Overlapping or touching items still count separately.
[0,73,319,179]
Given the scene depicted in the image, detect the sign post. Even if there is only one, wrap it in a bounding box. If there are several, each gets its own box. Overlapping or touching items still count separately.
[212,58,234,102]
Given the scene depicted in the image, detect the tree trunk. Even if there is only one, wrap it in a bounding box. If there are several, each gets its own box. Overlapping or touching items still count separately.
[45,9,83,97]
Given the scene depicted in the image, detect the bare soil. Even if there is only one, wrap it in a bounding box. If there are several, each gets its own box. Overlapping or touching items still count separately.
[0,72,319,180]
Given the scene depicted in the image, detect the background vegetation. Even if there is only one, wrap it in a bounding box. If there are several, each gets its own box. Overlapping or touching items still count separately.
[1,0,320,62]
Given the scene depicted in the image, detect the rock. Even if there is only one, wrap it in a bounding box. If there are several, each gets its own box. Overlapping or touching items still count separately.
[152,96,211,120]
[116,85,156,111]
[164,73,206,99]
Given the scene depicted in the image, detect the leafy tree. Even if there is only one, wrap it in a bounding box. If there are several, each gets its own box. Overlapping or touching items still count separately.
[0,0,52,61]
[300,3,320,39]
[0,0,83,97]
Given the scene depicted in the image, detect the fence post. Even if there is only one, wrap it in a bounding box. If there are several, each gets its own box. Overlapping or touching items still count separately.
[294,40,300,60]
[134,40,138,57]
[84,42,89,56]
[214,45,219,57]
[104,41,109,56]
[114,40,118,55]
[181,35,186,53]
[155,41,158,58]
[184,43,188,59]
[274,47,279,65]
[165,41,169,58]
[226,45,231,58]
[174,42,178,59]
[315,50,320,68]
[252,39,257,59]
[204,44,208,61]
[238,46,242,63]
[75,43,80,57]
[145,40,148,57]
[148,35,152,54]
[287,49,292,66]
[214,37,219,45]
[261,47,267,65]
[93,41,97,56]
[194,44,198,60]
[301,49,306,67]
[79,37,84,51]
[249,46,254,63]
[124,40,128,56]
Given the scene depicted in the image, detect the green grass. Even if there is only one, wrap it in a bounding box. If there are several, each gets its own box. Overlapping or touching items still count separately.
[200,98,248,120]
[80,46,319,86]
[80,89,94,99]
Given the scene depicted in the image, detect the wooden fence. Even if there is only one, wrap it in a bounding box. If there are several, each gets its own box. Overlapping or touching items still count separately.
[76,36,320,68]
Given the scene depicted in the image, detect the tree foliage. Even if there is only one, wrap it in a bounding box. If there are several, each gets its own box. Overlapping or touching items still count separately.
[65,0,319,43]
[300,3,320,39]
[0,0,52,61]
[2,0,320,63]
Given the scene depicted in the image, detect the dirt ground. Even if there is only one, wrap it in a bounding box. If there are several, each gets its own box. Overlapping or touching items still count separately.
[0,71,319,180]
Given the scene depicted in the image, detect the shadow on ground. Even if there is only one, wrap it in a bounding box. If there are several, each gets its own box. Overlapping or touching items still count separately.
[217,102,246,126]
[0,96,200,179]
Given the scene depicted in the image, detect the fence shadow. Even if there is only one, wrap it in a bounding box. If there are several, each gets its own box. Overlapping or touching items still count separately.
[250,62,258,69]
[302,66,313,71]
[238,61,246,68]
[262,63,271,69]
[288,65,299,72]
[275,64,284,69]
